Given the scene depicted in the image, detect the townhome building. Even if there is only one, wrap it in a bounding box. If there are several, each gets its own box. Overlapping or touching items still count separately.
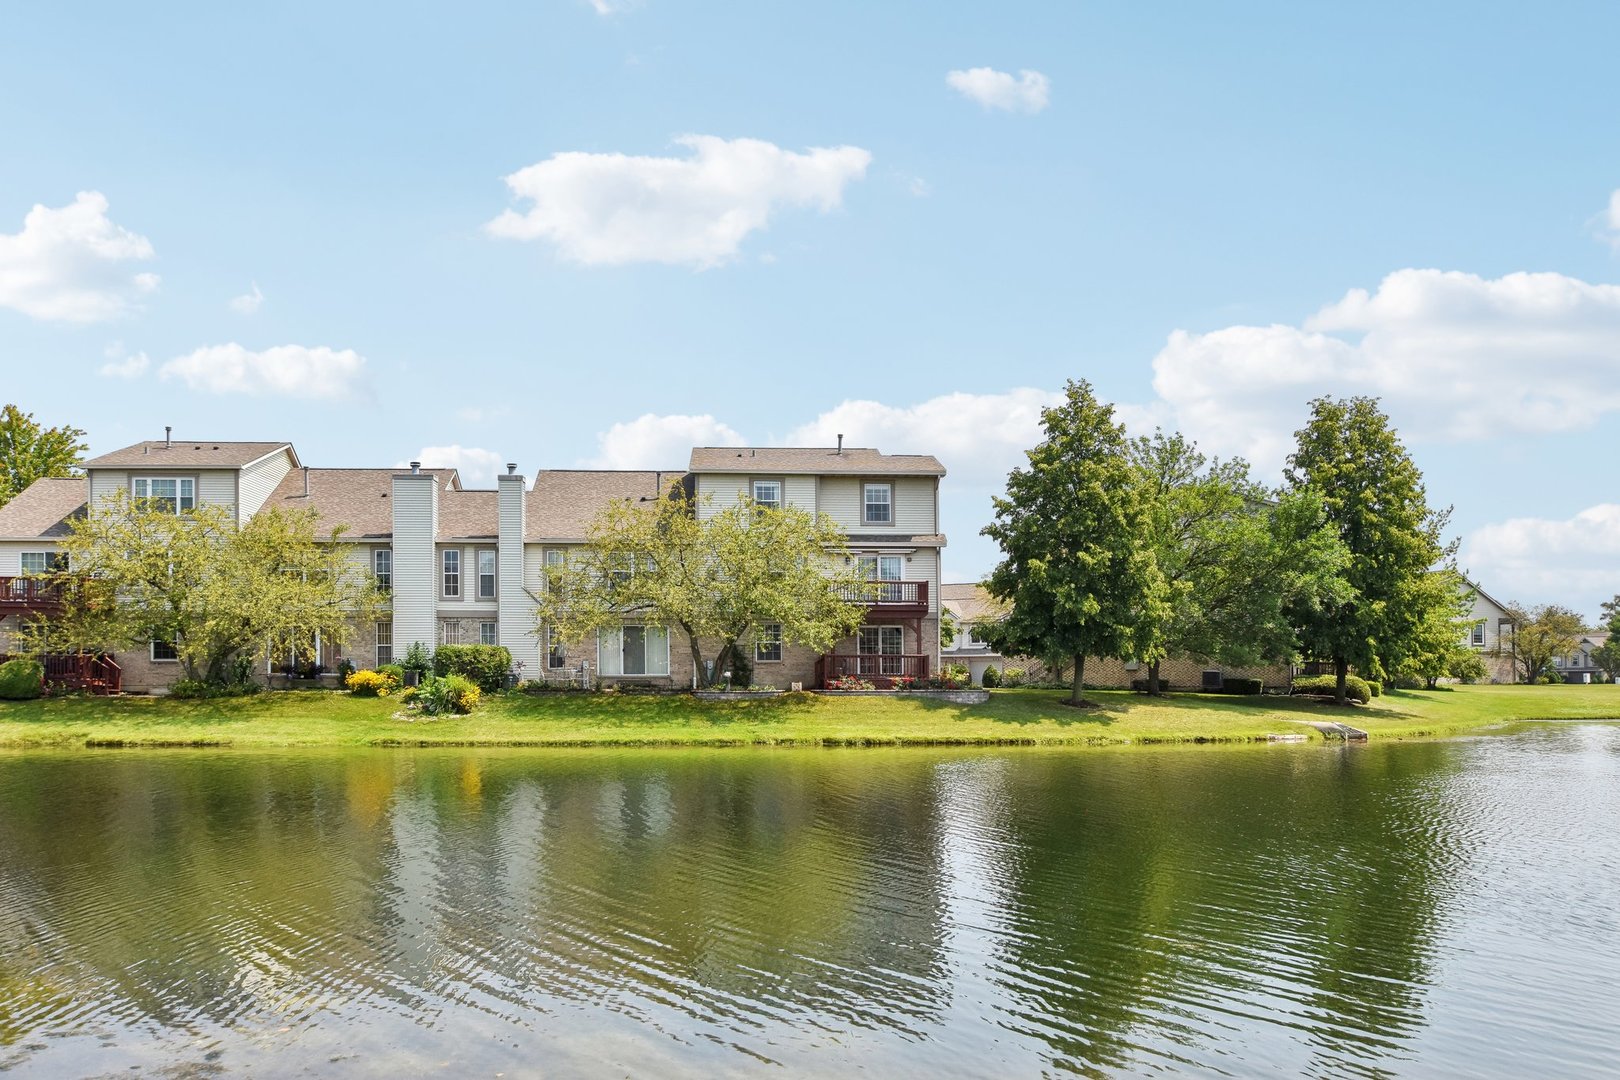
[0,435,946,693]
[1551,631,1612,684]
[1460,579,1518,683]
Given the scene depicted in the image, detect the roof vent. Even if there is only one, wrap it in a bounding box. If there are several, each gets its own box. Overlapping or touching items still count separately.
[410,461,421,475]
[164,426,172,449]
[836,433,844,454]
[507,463,517,475]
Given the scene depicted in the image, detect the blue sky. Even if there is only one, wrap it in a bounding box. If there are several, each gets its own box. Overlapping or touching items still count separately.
[4,1,1620,617]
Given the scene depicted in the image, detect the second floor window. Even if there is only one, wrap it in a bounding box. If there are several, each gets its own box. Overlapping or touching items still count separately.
[478,550,496,598]
[752,480,781,511]
[863,483,892,525]
[442,549,460,597]
[373,549,392,591]
[755,623,783,662]
[134,476,195,513]
[20,552,67,575]
[1470,622,1485,647]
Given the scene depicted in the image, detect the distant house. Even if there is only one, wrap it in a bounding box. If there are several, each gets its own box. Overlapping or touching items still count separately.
[1460,578,1519,683]
[1551,631,1613,684]
[939,582,1289,691]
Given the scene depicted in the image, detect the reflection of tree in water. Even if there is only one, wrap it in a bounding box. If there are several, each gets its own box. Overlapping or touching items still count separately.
[0,751,956,1061]
[985,745,1463,1077]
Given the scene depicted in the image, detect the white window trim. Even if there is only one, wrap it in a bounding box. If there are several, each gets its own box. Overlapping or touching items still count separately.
[862,482,893,526]
[751,478,783,512]
[597,623,671,677]
[756,623,784,663]
[375,621,393,665]
[133,475,196,513]
[150,637,180,663]
[546,626,567,670]
[374,548,392,591]
[477,548,497,599]
[479,621,498,646]
[442,549,461,598]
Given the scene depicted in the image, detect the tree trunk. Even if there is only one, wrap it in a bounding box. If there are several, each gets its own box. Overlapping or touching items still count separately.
[1334,656,1349,707]
[684,627,705,690]
[1148,658,1163,697]
[1070,653,1086,706]
[713,642,737,688]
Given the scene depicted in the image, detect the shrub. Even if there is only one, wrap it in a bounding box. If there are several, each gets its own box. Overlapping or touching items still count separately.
[0,658,44,700]
[923,672,969,690]
[170,678,261,699]
[826,675,876,691]
[1218,677,1264,695]
[1002,665,1027,687]
[401,641,432,675]
[1291,674,1371,704]
[336,658,356,679]
[378,664,406,686]
[432,644,512,693]
[981,666,1001,688]
[942,663,969,682]
[410,674,481,715]
[346,669,398,697]
[1538,669,1565,685]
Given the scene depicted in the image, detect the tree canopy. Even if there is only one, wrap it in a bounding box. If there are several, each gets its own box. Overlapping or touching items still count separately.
[1283,396,1453,704]
[533,484,871,687]
[1501,603,1586,685]
[980,380,1162,705]
[0,405,86,509]
[1389,570,1483,689]
[24,493,384,686]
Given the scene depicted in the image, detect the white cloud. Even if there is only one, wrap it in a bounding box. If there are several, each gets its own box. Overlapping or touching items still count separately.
[486,135,872,267]
[0,191,158,321]
[1462,505,1620,616]
[587,413,746,469]
[946,67,1051,113]
[908,177,932,198]
[1599,190,1620,248]
[404,445,505,488]
[229,282,263,314]
[158,343,367,399]
[99,341,150,379]
[1144,268,1620,469]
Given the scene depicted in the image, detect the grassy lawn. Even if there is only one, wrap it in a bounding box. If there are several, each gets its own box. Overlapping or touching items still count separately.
[0,683,1615,750]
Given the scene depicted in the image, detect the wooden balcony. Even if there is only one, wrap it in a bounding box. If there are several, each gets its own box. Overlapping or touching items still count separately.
[0,653,122,695]
[0,576,66,614]
[836,580,929,619]
[816,652,931,689]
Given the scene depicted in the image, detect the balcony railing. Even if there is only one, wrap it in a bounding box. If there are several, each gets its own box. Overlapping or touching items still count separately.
[0,576,66,611]
[0,653,122,695]
[835,580,929,617]
[817,652,931,688]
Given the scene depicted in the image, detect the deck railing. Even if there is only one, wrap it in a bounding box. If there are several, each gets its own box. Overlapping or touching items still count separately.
[0,653,122,695]
[817,653,931,688]
[0,576,67,609]
[834,580,929,614]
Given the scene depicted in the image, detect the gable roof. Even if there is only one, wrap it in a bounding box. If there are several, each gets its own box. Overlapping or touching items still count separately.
[262,468,461,539]
[689,447,945,477]
[0,478,86,540]
[84,440,296,469]
[527,471,688,541]
[940,582,1005,623]
[1462,576,1515,618]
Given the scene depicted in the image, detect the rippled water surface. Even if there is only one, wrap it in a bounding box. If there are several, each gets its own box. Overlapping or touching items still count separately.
[2,727,1619,1077]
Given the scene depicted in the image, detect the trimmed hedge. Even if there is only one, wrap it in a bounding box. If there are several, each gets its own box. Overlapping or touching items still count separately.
[1291,674,1371,704]
[0,658,44,700]
[1217,677,1264,695]
[431,644,512,693]
[1129,677,1172,693]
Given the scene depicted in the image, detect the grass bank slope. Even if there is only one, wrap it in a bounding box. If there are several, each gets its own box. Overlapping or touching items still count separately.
[0,683,1615,750]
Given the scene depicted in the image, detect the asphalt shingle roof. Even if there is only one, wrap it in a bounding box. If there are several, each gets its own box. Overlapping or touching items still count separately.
[0,478,87,539]
[84,440,294,468]
[940,582,1005,623]
[526,471,687,541]
[262,468,462,539]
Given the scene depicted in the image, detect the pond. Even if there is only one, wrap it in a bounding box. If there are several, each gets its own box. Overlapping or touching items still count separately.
[1,726,1617,1076]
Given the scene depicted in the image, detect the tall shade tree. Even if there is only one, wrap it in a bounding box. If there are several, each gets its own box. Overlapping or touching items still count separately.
[0,405,87,509]
[1500,603,1586,685]
[1284,396,1453,705]
[25,493,384,685]
[980,379,1162,706]
[1389,570,1485,689]
[1126,431,1351,695]
[534,484,871,687]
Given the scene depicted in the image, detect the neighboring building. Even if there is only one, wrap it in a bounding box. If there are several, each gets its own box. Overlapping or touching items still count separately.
[1460,578,1519,683]
[1552,631,1613,684]
[0,435,946,693]
[939,582,1290,690]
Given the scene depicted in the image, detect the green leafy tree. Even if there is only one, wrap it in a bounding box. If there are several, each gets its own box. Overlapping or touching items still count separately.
[535,484,871,687]
[1500,603,1586,685]
[980,380,1163,706]
[1593,595,1620,682]
[1283,396,1453,705]
[1126,431,1351,695]
[1390,570,1479,689]
[0,405,86,509]
[25,493,384,685]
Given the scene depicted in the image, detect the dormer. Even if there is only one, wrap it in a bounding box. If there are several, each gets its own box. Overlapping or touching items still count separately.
[81,431,300,524]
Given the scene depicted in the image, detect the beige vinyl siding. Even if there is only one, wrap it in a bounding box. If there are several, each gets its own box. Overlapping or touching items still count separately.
[814,476,935,532]
[784,475,815,513]
[237,450,296,522]
[88,470,128,509]
[390,474,439,657]
[197,471,236,516]
[892,478,934,532]
[694,474,745,519]
[816,477,860,527]
[907,548,940,614]
[0,542,61,574]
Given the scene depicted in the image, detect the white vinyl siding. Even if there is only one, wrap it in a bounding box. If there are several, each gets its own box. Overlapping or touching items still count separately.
[598,624,670,677]
[694,474,745,520]
[784,475,815,513]
[389,472,440,659]
[197,471,237,516]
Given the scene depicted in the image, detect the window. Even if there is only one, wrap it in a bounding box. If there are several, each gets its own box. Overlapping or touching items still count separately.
[375,622,393,665]
[151,637,179,662]
[1470,622,1485,647]
[442,549,460,597]
[480,621,498,646]
[373,549,392,592]
[756,623,783,662]
[752,480,782,512]
[439,619,465,645]
[858,625,904,676]
[858,554,904,602]
[133,476,195,513]
[598,624,671,677]
[545,549,566,567]
[19,552,67,575]
[547,626,567,670]
[478,550,496,598]
[863,482,892,525]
